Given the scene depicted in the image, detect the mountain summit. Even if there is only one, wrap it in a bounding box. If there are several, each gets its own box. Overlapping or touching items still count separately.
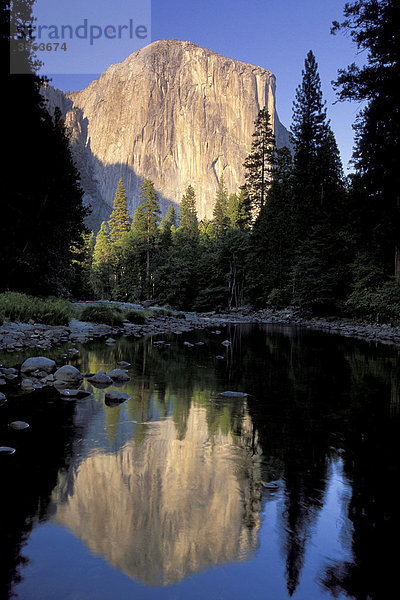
[43,40,290,230]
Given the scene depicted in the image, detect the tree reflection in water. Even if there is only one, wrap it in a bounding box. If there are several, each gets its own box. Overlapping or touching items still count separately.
[1,324,398,599]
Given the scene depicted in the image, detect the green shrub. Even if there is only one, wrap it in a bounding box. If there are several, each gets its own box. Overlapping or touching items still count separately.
[125,310,146,324]
[79,304,124,326]
[0,292,72,325]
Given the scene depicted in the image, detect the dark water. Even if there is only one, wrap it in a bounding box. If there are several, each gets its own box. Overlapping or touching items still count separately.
[1,324,398,600]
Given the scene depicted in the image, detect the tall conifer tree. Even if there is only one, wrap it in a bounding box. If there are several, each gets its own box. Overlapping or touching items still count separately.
[93,221,111,265]
[333,0,400,280]
[178,185,199,240]
[243,107,276,214]
[1,2,87,295]
[291,50,328,234]
[212,175,229,236]
[108,178,131,246]
[134,179,161,298]
[290,50,346,311]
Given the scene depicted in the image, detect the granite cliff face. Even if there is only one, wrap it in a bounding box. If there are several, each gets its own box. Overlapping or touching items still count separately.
[43,40,290,230]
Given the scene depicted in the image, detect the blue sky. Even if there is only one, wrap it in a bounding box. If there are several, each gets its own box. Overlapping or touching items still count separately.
[35,0,363,172]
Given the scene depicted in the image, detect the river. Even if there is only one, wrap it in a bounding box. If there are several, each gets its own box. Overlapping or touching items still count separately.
[1,323,398,600]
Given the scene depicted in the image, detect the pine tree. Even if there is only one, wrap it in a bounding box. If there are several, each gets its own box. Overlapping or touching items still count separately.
[1,3,87,295]
[135,179,161,298]
[243,107,276,214]
[212,175,229,236]
[178,185,199,240]
[164,204,177,230]
[70,230,95,299]
[289,51,347,311]
[247,147,294,306]
[291,50,328,234]
[91,222,113,299]
[159,204,177,246]
[333,0,400,280]
[108,178,131,246]
[93,221,111,265]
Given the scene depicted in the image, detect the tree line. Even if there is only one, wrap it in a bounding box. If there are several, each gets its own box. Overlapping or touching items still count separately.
[2,0,400,321]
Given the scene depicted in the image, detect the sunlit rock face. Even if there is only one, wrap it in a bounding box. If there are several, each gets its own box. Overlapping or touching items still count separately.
[42,39,290,231]
[51,405,262,585]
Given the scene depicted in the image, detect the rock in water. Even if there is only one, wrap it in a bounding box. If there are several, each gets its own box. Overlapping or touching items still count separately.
[87,371,113,387]
[54,365,83,383]
[20,356,57,374]
[107,369,130,382]
[0,446,16,455]
[57,388,92,399]
[42,40,291,231]
[104,390,131,406]
[9,421,30,430]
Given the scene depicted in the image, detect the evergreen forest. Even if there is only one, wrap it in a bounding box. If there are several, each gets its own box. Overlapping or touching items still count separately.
[2,0,400,323]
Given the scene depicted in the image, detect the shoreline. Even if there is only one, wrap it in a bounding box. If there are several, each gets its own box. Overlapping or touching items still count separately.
[1,305,400,354]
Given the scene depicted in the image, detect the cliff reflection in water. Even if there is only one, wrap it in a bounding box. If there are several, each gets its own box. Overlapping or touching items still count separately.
[50,395,263,585]
[7,324,397,600]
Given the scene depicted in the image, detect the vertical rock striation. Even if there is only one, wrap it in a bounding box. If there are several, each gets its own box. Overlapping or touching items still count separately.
[43,40,291,231]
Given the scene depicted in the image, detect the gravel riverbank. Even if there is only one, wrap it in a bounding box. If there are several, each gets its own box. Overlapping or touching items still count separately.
[1,304,400,353]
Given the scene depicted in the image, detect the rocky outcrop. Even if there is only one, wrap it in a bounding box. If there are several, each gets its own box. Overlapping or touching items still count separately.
[42,40,291,231]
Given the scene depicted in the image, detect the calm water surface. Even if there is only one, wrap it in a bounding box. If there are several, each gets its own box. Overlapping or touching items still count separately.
[1,324,398,600]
